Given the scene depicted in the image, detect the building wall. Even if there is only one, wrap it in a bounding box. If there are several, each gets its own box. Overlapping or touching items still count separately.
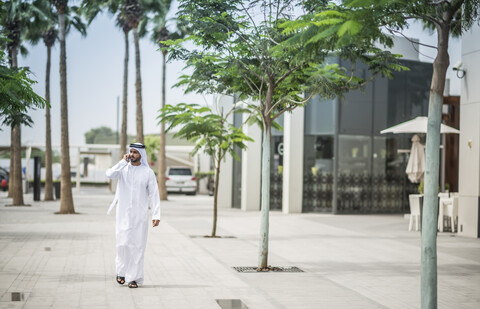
[458,24,480,238]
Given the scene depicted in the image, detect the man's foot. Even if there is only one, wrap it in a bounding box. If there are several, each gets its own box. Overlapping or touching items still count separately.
[116,276,125,285]
[128,281,138,288]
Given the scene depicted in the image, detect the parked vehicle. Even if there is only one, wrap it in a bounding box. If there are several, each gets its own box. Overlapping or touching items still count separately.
[0,167,9,191]
[166,166,197,195]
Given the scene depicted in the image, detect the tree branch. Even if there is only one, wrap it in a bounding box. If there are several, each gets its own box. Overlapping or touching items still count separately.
[274,64,301,87]
[269,92,316,118]
[386,27,438,50]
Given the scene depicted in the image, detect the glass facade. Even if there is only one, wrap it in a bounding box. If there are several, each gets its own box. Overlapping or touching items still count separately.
[270,115,284,211]
[303,59,432,213]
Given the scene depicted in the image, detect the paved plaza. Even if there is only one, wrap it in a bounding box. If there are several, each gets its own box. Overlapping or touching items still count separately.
[0,187,479,309]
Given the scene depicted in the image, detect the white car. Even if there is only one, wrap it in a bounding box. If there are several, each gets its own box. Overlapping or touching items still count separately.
[166,167,197,195]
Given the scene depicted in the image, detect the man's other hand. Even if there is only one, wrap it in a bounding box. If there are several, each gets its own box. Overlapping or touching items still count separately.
[152,220,160,227]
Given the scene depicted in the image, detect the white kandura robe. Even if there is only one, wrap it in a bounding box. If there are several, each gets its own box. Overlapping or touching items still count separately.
[106,160,161,285]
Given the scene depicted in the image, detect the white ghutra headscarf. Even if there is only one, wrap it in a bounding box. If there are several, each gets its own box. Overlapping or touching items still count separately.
[129,143,149,167]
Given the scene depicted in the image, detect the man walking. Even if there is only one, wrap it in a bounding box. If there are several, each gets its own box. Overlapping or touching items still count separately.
[106,143,161,288]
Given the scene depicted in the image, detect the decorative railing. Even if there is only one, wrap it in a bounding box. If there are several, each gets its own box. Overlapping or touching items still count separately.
[303,172,419,213]
[270,172,283,210]
[303,173,334,212]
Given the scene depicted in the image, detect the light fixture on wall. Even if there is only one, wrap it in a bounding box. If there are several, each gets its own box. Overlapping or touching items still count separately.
[452,61,466,79]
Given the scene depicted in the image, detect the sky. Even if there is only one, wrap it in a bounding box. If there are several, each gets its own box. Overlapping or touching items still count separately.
[0,2,462,147]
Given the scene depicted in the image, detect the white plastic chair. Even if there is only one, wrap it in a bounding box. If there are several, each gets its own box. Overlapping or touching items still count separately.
[409,194,422,231]
[444,196,459,232]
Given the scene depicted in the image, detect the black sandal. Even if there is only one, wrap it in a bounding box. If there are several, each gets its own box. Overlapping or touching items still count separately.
[128,281,138,288]
[116,276,125,285]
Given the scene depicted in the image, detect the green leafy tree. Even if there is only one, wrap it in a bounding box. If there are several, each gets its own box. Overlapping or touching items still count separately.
[1,1,49,205]
[158,103,253,237]
[84,126,118,144]
[144,134,159,164]
[282,1,480,307]
[167,0,403,269]
[0,36,47,205]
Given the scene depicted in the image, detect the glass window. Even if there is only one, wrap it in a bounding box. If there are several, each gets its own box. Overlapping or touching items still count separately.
[270,136,283,210]
[168,168,192,176]
[338,135,371,174]
[303,135,334,213]
[304,96,335,135]
[232,111,243,209]
[272,114,284,136]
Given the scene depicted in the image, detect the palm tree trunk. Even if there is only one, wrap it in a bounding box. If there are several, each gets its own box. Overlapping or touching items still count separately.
[158,51,168,200]
[8,132,13,198]
[421,24,450,309]
[120,29,129,158]
[211,156,221,237]
[8,48,16,198]
[9,47,24,206]
[133,28,144,144]
[58,11,75,214]
[44,45,54,201]
[11,125,24,206]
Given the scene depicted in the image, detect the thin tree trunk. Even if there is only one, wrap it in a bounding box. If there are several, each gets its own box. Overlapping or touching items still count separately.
[58,12,75,214]
[158,51,168,200]
[44,45,54,201]
[211,156,221,237]
[258,125,271,269]
[133,28,144,144]
[120,29,129,159]
[421,24,450,309]
[258,80,274,270]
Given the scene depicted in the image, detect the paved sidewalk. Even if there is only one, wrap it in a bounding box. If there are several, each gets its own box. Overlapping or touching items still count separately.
[0,187,479,309]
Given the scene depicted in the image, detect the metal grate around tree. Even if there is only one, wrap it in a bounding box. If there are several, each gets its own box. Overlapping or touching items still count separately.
[233,266,304,273]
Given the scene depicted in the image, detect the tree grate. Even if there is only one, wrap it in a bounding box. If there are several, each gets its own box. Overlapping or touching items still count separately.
[233,266,304,273]
[11,293,24,301]
[216,299,249,309]
[189,235,237,239]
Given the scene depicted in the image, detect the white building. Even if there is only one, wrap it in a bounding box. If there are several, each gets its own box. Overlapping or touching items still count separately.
[458,24,480,238]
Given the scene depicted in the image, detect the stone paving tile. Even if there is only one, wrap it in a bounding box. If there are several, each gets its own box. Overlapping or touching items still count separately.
[1,189,480,309]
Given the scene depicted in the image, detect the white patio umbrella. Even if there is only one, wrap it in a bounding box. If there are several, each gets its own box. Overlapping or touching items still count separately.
[381,116,460,190]
[380,116,460,134]
[405,135,425,183]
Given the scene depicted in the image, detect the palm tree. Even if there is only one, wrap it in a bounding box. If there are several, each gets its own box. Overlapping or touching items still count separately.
[154,25,169,200]
[124,0,169,144]
[1,0,35,205]
[124,0,143,143]
[26,0,57,201]
[150,15,184,201]
[117,12,130,157]
[42,27,57,201]
[30,0,85,201]
[52,0,75,213]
